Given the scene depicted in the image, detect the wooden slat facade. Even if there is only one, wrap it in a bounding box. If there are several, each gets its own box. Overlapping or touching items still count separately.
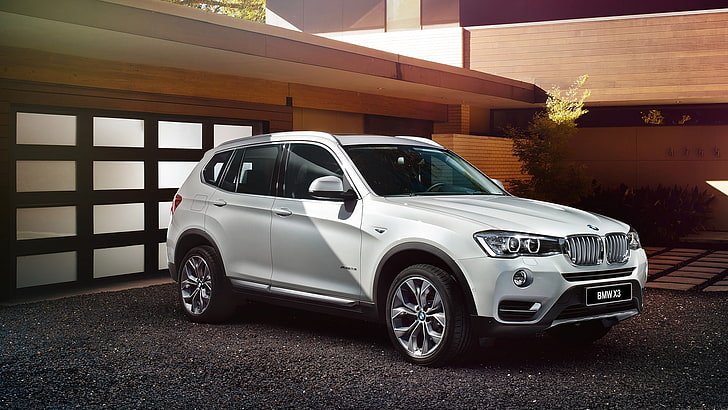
[467,11,728,104]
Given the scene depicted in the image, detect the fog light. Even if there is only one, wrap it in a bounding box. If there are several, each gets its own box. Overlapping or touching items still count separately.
[513,270,529,287]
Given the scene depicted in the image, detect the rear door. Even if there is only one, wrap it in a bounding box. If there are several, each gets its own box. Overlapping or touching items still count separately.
[270,143,363,301]
[205,144,281,286]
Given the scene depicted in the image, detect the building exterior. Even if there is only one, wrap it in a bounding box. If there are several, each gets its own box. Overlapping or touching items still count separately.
[267,0,728,230]
[0,0,535,299]
[2,0,726,299]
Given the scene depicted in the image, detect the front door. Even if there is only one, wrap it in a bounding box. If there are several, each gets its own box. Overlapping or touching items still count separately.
[270,143,363,301]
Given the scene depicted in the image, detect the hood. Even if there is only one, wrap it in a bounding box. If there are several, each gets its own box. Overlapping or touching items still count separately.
[385,195,629,237]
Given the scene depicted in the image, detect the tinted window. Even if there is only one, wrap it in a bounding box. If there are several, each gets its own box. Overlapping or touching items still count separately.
[284,144,344,200]
[202,150,233,186]
[219,150,244,192]
[345,145,504,196]
[236,145,280,196]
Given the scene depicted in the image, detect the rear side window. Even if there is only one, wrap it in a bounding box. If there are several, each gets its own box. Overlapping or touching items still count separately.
[212,145,280,195]
[219,150,244,192]
[202,150,233,186]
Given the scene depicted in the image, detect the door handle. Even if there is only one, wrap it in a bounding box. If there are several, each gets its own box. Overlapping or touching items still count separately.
[212,199,227,207]
[273,207,292,217]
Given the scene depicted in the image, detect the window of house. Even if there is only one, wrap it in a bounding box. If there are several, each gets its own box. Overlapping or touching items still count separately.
[421,0,459,26]
[386,0,420,31]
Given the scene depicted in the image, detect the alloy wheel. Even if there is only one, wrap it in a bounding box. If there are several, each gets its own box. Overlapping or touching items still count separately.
[180,255,213,315]
[390,276,446,358]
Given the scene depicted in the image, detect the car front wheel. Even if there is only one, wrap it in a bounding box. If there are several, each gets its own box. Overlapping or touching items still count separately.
[179,245,234,323]
[386,264,472,367]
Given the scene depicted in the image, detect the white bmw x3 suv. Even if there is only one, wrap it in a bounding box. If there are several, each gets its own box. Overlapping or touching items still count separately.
[167,131,647,366]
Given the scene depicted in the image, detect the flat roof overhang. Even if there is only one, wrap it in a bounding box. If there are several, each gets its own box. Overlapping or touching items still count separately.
[0,0,539,112]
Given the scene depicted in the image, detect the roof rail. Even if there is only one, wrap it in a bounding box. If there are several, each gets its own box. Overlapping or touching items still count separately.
[397,136,444,148]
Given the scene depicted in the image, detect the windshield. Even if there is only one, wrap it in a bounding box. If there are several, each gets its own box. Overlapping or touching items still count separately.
[344,144,506,197]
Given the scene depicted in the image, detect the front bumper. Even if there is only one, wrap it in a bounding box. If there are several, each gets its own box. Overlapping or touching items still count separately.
[471,280,643,337]
[458,249,648,336]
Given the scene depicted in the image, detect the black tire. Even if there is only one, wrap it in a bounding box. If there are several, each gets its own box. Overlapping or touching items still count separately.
[547,320,611,347]
[178,245,234,323]
[385,264,472,367]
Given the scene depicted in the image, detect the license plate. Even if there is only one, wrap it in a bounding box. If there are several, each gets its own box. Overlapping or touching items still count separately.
[585,283,632,306]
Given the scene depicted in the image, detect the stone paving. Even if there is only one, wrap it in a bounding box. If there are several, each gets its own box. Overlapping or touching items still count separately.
[645,247,728,292]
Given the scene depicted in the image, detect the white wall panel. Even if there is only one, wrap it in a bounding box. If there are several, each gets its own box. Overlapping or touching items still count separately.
[16,161,76,192]
[94,245,145,278]
[16,112,76,146]
[16,252,77,288]
[93,161,144,190]
[159,121,202,149]
[17,206,76,240]
[93,203,145,234]
[93,117,144,147]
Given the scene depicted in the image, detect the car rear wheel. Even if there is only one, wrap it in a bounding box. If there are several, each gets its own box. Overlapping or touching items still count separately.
[179,245,234,323]
[386,264,472,367]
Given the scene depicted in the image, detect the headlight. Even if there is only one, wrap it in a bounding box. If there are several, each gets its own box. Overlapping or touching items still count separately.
[474,231,562,258]
[628,228,641,250]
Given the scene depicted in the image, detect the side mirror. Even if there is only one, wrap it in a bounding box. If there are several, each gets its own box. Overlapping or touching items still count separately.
[309,176,357,201]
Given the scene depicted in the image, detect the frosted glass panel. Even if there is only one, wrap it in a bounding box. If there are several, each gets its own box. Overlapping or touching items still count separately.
[17,112,76,146]
[158,242,168,270]
[17,206,76,240]
[94,245,145,278]
[94,203,144,234]
[158,161,197,189]
[93,161,144,190]
[17,252,77,288]
[16,161,76,192]
[159,121,202,149]
[159,201,172,229]
[93,117,144,147]
[214,124,252,147]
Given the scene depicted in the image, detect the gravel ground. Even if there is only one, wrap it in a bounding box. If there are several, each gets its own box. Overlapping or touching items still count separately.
[1,285,726,409]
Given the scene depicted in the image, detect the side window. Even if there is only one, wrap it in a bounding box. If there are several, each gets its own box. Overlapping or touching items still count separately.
[219,149,244,192]
[202,150,233,186]
[236,145,280,196]
[284,144,344,200]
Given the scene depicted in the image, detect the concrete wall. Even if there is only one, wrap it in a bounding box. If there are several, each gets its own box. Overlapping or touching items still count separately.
[569,125,728,230]
[321,27,464,67]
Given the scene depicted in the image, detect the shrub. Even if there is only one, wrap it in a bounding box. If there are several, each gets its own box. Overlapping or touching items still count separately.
[576,184,715,245]
[507,75,593,205]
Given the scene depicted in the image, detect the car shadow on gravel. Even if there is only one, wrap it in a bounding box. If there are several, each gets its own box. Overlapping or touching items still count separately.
[225,301,392,346]
[215,297,636,369]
